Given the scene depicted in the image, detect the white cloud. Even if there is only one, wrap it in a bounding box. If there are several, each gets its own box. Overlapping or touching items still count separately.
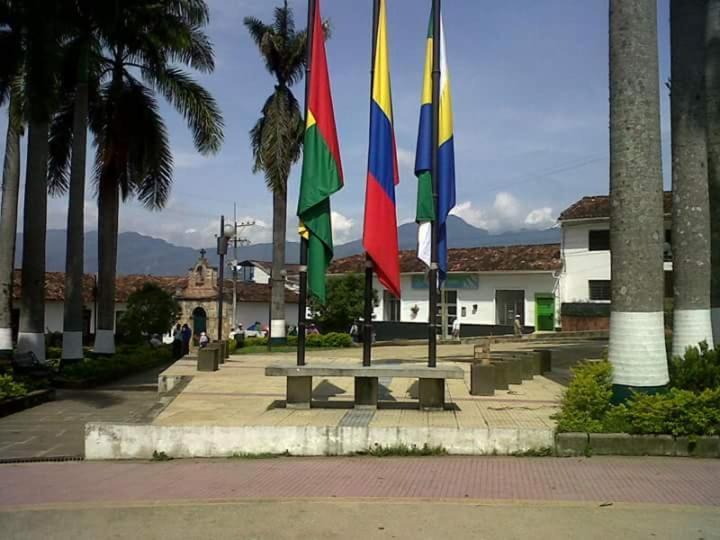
[173,151,212,170]
[524,207,556,229]
[450,192,555,232]
[331,211,356,245]
[396,147,415,171]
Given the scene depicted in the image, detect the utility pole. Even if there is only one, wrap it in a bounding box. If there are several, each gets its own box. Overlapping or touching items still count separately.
[229,209,255,330]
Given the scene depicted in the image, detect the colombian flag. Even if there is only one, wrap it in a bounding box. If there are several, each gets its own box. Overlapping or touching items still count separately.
[297,0,343,303]
[415,7,455,280]
[362,0,401,298]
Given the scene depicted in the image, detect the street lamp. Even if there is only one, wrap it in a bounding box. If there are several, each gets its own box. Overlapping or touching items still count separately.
[217,216,234,342]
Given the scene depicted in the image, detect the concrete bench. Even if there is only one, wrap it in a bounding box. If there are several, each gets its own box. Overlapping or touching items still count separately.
[265,364,465,411]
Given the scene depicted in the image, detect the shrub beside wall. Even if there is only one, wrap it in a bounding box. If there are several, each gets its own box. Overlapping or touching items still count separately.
[555,344,720,437]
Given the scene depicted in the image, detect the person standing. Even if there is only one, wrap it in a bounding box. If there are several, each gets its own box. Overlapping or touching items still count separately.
[172,324,182,359]
[181,324,192,356]
[513,315,523,338]
[452,318,461,341]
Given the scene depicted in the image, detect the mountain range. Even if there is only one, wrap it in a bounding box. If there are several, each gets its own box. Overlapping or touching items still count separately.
[14,215,560,276]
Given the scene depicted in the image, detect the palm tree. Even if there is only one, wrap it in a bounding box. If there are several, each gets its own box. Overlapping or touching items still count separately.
[48,0,223,355]
[608,0,669,399]
[15,0,63,362]
[670,0,714,357]
[244,2,307,345]
[0,0,23,358]
[48,1,95,363]
[707,0,720,343]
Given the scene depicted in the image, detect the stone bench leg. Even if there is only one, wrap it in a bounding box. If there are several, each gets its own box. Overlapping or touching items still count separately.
[354,377,378,409]
[470,363,495,396]
[490,361,509,390]
[197,349,219,372]
[419,378,445,410]
[287,376,312,409]
[534,349,552,374]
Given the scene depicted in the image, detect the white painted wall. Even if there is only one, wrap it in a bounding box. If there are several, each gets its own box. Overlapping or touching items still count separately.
[252,268,271,285]
[233,302,298,329]
[559,219,672,304]
[42,301,127,334]
[45,303,65,333]
[373,272,558,327]
[560,220,611,304]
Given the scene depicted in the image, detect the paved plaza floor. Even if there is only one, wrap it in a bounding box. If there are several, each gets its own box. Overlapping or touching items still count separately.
[0,363,174,461]
[154,341,605,432]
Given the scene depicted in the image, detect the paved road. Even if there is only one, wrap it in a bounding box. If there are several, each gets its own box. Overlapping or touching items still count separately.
[0,363,173,460]
[2,499,717,540]
[0,457,717,540]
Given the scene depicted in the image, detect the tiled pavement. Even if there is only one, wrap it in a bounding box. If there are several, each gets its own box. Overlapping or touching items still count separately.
[152,342,587,430]
[0,457,718,507]
[0,364,174,460]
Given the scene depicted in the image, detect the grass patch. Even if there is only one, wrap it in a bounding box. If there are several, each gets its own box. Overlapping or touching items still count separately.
[510,447,553,457]
[228,450,291,459]
[151,450,173,461]
[357,443,448,457]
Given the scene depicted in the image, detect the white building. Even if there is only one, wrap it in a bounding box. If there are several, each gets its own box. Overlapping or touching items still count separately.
[557,193,672,326]
[9,253,298,343]
[236,260,301,291]
[329,244,561,337]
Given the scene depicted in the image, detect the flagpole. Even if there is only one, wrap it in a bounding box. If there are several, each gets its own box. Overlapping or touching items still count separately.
[297,0,316,367]
[428,0,441,368]
[362,0,381,367]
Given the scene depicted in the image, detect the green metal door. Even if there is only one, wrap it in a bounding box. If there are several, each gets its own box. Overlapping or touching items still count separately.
[535,295,555,331]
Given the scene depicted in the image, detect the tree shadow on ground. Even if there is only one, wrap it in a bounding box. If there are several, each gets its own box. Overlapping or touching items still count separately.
[56,390,126,409]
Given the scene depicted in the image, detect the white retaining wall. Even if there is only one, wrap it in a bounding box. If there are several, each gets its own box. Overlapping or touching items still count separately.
[85,422,554,459]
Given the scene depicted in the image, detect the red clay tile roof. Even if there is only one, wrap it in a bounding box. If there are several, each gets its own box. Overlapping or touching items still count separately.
[12,270,96,303]
[329,244,561,274]
[559,191,672,221]
[12,272,298,304]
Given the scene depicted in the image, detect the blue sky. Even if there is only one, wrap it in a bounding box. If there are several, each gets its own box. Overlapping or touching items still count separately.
[4,0,673,248]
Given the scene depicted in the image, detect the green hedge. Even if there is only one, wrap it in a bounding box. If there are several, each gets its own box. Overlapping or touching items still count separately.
[60,345,173,383]
[242,333,352,349]
[554,351,720,437]
[669,342,720,392]
[560,302,610,318]
[0,374,28,400]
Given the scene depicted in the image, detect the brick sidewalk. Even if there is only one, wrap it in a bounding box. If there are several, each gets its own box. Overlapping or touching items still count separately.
[1,457,718,508]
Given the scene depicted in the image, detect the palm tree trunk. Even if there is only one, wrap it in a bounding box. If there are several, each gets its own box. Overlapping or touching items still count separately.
[93,179,119,354]
[270,187,287,344]
[707,0,720,343]
[0,95,21,356]
[62,66,89,362]
[671,0,714,356]
[17,118,49,362]
[608,0,668,398]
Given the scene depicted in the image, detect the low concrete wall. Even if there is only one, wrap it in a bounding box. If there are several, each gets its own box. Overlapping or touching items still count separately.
[556,432,720,458]
[85,423,554,459]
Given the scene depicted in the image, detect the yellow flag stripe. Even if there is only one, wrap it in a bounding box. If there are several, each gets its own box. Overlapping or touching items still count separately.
[372,0,393,120]
[306,110,317,129]
[421,38,433,106]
